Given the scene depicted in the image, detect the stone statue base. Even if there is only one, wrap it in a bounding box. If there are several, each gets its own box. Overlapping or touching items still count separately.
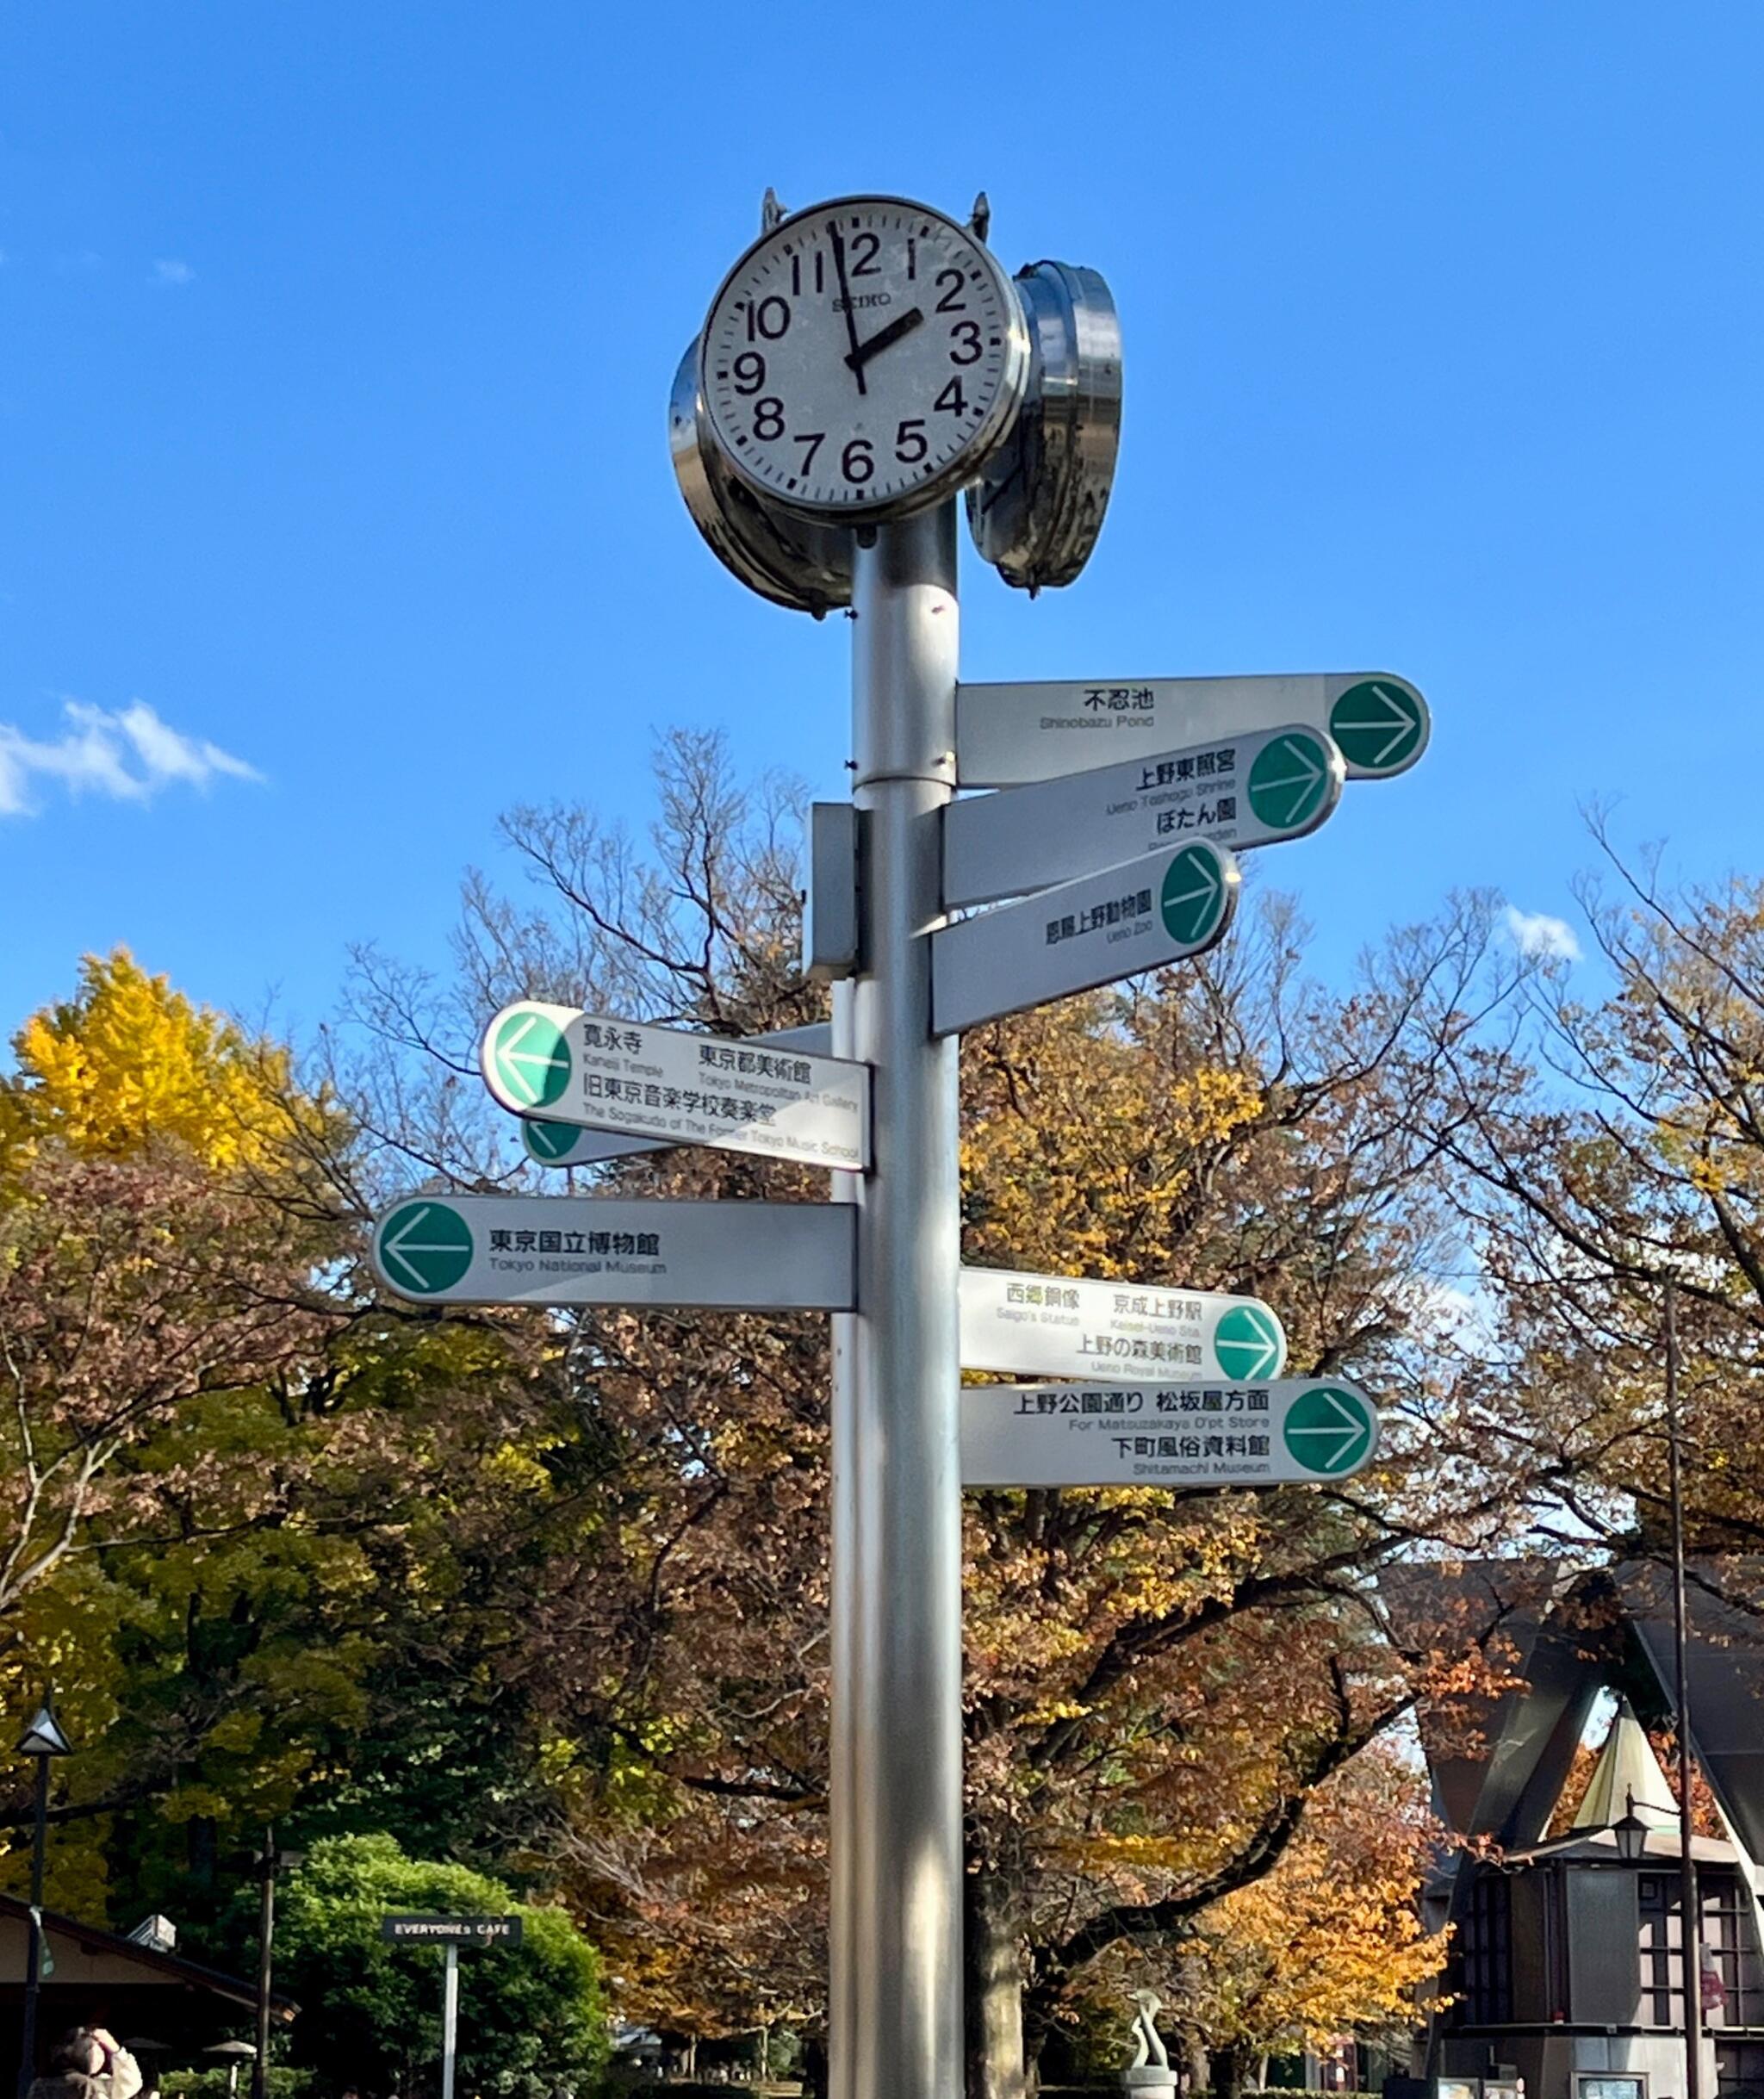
[1121,2072,1178,2093]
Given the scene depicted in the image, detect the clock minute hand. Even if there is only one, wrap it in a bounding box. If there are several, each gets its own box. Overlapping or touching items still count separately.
[843,306,926,372]
[826,225,868,397]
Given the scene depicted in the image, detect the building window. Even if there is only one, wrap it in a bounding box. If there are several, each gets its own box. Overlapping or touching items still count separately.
[1462,1871,1513,2025]
[1575,2078,1646,2099]
[1640,1873,1764,2032]
[1717,2040,1764,2098]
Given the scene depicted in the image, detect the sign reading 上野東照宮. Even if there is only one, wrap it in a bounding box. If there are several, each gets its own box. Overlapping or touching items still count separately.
[960,1376,1379,1488]
[380,1914,524,1947]
[958,1264,1287,1384]
[481,1002,868,1171]
[954,672,1428,788]
[942,722,1344,909]
[930,839,1239,1037]
[370,1195,855,1312]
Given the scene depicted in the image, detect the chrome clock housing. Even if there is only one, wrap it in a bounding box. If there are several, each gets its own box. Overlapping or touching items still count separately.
[966,259,1122,593]
[668,343,852,617]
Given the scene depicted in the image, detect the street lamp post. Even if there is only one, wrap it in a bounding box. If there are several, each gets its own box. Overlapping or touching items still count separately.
[1664,1286,1705,2099]
[14,1696,73,2099]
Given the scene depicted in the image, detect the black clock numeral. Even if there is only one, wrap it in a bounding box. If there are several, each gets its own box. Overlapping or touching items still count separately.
[894,419,929,465]
[934,268,966,314]
[948,320,982,367]
[842,438,875,484]
[732,352,766,395]
[746,295,792,341]
[850,231,881,276]
[793,432,826,474]
[906,237,917,280]
[934,376,967,415]
[790,250,826,297]
[753,397,785,442]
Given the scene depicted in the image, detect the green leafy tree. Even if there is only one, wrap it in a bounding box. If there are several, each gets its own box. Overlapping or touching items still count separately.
[275,1834,606,2099]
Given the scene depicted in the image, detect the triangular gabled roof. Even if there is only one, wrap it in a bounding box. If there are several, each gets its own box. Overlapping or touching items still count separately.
[1570,1699,1679,1832]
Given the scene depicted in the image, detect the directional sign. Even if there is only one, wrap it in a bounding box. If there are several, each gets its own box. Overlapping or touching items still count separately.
[955,672,1429,787]
[944,723,1345,909]
[482,1002,869,1171]
[371,1195,855,1311]
[960,1377,1379,1487]
[382,1915,525,1947]
[931,839,1239,1037]
[517,1022,836,1170]
[959,1264,1287,1384]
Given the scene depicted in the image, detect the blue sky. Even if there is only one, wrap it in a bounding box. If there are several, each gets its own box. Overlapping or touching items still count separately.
[3,3,1761,1046]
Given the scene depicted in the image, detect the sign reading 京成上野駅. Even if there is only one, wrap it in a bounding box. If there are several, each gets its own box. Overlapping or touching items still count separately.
[958,1264,1287,1384]
[480,1001,869,1171]
[959,1377,1379,1488]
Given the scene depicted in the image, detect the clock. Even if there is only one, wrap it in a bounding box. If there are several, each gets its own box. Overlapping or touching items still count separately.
[698,195,1031,522]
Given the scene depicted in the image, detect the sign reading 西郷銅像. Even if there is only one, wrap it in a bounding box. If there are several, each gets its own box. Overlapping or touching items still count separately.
[959,1264,1286,1384]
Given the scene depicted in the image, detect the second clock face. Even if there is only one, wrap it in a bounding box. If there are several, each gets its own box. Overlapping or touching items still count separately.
[700,197,1027,519]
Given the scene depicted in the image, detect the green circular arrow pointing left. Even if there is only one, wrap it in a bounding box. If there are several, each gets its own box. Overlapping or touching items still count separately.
[1283,1384,1376,1476]
[376,1201,474,1296]
[1246,729,1334,832]
[1159,842,1233,948]
[523,1117,582,1164]
[1211,1302,1286,1379]
[488,1006,572,1109]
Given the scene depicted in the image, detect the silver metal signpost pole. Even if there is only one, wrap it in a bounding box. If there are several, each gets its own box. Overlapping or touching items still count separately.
[440,1941,459,2099]
[833,505,964,2099]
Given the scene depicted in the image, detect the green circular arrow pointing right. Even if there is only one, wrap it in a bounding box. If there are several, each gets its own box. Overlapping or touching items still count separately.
[1211,1302,1286,1379]
[1282,1384,1376,1476]
[1246,729,1334,832]
[1159,842,1233,948]
[1328,680,1427,777]
[375,1201,475,1297]
[523,1117,582,1164]
[488,1006,572,1109]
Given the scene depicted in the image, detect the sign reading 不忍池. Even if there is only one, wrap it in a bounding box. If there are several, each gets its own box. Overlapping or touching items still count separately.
[517,1022,835,1170]
[930,839,1239,1037]
[958,1264,1287,1384]
[481,1002,869,1171]
[370,1195,855,1312]
[943,722,1344,909]
[954,672,1429,787]
[381,1914,524,1947]
[960,1376,1379,1488]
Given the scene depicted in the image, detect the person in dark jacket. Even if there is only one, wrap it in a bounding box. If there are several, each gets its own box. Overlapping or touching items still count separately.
[26,2027,143,2099]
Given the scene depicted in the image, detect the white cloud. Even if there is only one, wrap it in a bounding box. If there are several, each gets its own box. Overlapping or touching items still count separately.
[0,699,262,818]
[1504,905,1581,963]
[152,258,194,287]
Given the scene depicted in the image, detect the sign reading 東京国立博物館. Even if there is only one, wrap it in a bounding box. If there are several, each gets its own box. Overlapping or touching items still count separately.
[960,1377,1379,1488]
[954,672,1428,788]
[959,1264,1287,1384]
[481,1001,869,1171]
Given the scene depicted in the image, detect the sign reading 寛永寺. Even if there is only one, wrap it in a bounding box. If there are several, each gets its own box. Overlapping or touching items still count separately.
[954,673,1429,787]
[960,1377,1379,1488]
[930,839,1239,1037]
[481,1002,868,1171]
[370,1195,854,1312]
[380,1914,524,1947]
[943,722,1344,910]
[959,1265,1287,1384]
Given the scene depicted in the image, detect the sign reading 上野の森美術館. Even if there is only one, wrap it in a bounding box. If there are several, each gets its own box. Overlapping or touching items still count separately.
[481,1002,868,1171]
[517,1022,835,1170]
[380,1914,525,1947]
[370,1195,854,1312]
[954,673,1429,787]
[960,1377,1379,1488]
[930,839,1239,1037]
[942,722,1344,910]
[958,1264,1287,1384]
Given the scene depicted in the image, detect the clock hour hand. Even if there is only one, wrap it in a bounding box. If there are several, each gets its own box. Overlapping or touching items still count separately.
[843,306,926,373]
[827,224,868,397]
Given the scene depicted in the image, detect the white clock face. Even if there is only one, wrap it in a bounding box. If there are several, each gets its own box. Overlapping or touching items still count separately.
[700,197,1028,519]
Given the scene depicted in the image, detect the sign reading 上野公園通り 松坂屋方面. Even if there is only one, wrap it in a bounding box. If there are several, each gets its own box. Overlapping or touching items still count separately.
[930,839,1239,1037]
[370,1195,854,1312]
[942,722,1344,909]
[517,1022,835,1170]
[954,673,1429,787]
[960,1377,1379,1488]
[380,1914,524,1947]
[481,1001,868,1171]
[958,1264,1287,1384]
